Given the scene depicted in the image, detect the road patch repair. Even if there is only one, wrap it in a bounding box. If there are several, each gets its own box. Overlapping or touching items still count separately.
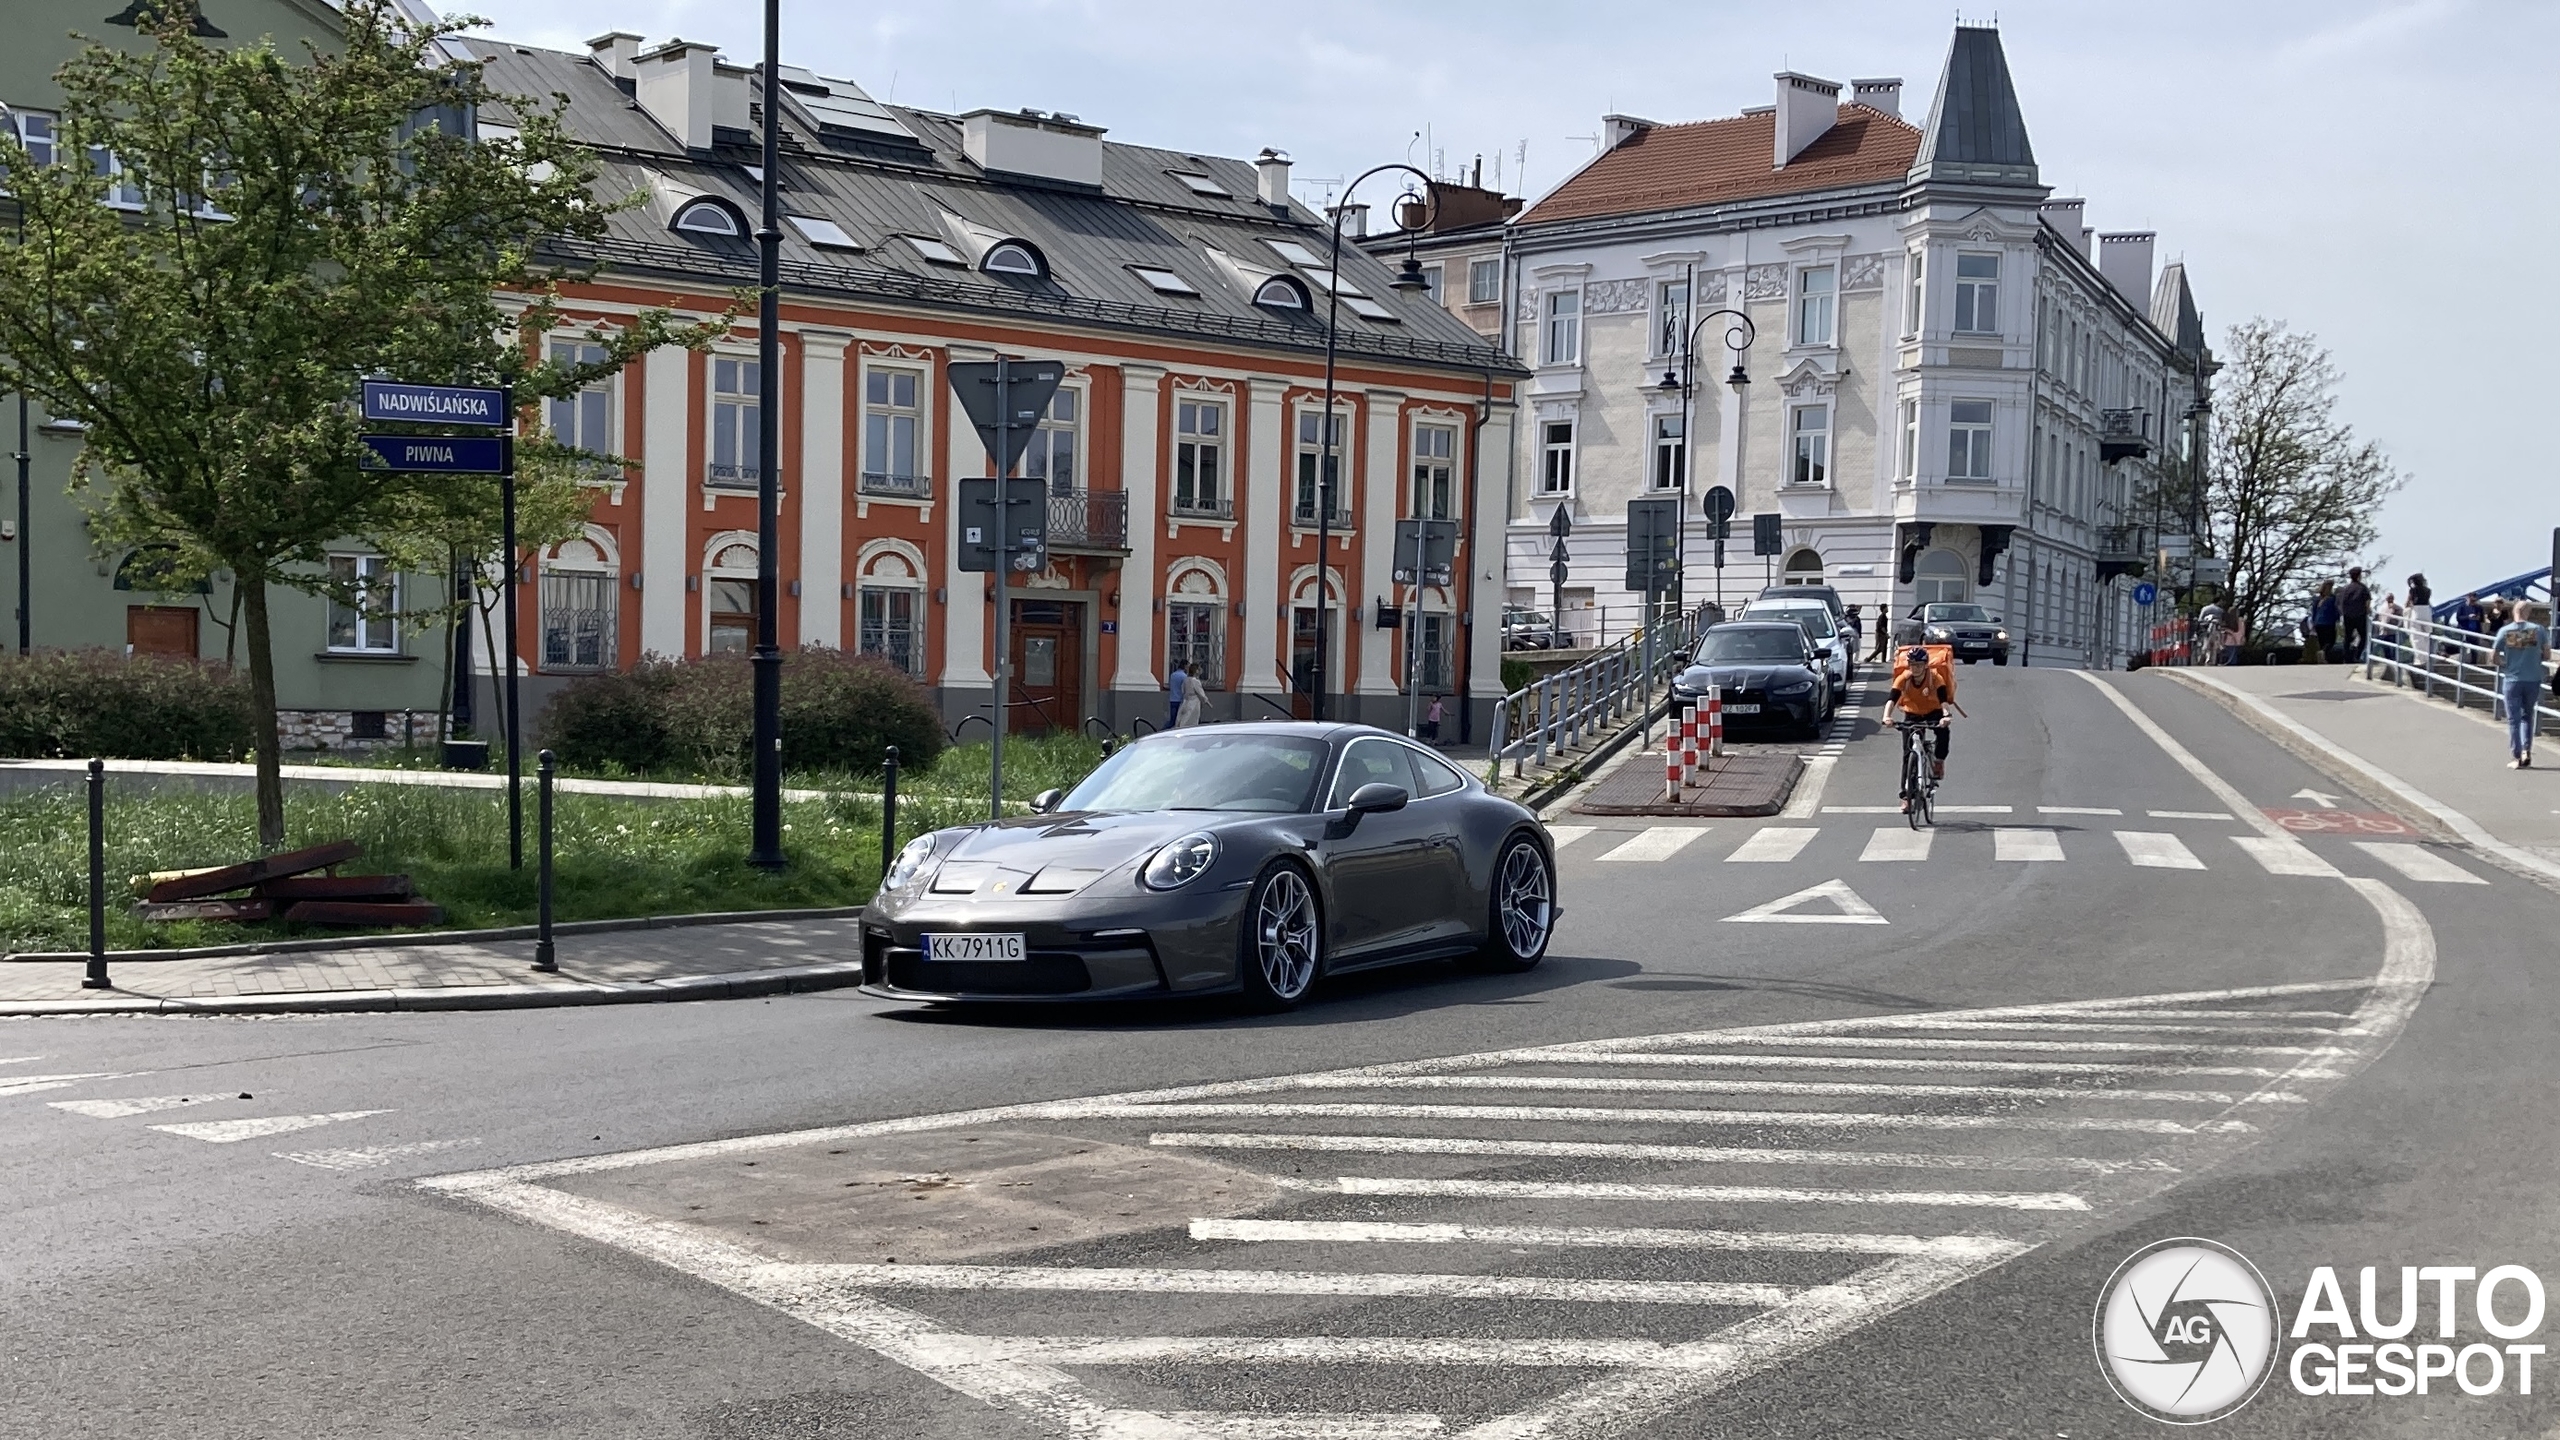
[1571,751,1801,817]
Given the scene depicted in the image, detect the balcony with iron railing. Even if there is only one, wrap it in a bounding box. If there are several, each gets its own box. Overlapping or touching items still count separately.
[2099,408,2151,463]
[1046,488,1129,552]
[2096,524,2149,581]
[704,461,761,492]
[858,471,933,500]
[1290,501,1358,531]
[1169,493,1235,521]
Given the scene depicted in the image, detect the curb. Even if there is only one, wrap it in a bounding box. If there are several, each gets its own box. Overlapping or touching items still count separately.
[2166,668,2560,894]
[0,959,870,1017]
[1517,697,1671,816]
[2,904,870,965]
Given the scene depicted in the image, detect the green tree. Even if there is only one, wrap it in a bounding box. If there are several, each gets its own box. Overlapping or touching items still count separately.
[0,2,723,845]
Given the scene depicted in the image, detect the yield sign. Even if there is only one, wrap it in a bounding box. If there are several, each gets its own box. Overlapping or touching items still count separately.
[1722,879,1887,925]
[946,359,1066,476]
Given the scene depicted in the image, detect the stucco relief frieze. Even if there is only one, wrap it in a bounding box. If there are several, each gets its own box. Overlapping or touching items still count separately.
[1583,279,1650,315]
[1697,271,1727,305]
[1841,253,1887,291]
[1745,264,1787,301]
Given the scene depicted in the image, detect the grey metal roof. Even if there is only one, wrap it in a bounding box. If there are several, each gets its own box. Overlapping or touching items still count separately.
[1908,26,2038,188]
[2150,262,2207,358]
[467,40,1521,377]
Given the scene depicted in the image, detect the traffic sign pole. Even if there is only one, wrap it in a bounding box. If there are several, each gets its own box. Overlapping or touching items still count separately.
[992,357,1011,820]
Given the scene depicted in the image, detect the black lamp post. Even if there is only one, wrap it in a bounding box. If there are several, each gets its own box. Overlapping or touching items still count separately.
[2,101,26,654]
[747,0,786,870]
[1656,295,1756,620]
[1311,164,1434,723]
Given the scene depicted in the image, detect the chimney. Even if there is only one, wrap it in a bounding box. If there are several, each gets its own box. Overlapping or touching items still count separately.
[710,58,753,138]
[961,109,1105,186]
[1256,148,1292,208]
[587,31,642,81]
[2098,232,2155,306]
[2039,197,2087,254]
[1602,114,1657,150]
[1773,72,1842,166]
[630,39,720,151]
[1849,77,1902,118]
[1329,202,1368,239]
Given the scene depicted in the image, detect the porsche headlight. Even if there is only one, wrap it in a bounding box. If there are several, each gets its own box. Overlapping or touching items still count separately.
[882,833,939,891]
[1142,832,1219,891]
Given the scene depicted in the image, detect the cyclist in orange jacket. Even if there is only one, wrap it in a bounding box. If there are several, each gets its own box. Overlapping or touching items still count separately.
[1886,646,1968,809]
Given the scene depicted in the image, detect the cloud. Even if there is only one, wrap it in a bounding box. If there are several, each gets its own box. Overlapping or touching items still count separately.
[2275,0,2464,64]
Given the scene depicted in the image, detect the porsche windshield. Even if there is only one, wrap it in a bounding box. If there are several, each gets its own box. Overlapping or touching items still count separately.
[1696,628,1811,663]
[1062,732,1331,813]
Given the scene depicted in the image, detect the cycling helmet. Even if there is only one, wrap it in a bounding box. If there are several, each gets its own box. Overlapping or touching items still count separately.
[1905,647,1930,666]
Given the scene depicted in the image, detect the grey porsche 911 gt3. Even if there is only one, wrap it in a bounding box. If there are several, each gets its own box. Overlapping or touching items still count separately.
[859,722,1559,1010]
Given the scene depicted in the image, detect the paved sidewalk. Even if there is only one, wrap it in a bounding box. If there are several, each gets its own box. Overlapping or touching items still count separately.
[0,916,864,1016]
[2169,664,2560,879]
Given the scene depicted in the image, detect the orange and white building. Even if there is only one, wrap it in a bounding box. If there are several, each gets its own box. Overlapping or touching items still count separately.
[471,32,1524,737]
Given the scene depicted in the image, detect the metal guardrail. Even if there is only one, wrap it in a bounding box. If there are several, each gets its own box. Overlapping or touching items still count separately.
[1485,605,1712,779]
[2366,613,2560,724]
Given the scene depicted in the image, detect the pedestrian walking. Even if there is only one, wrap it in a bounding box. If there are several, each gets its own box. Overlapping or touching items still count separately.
[2406,572,2434,671]
[2490,602,2552,768]
[2311,580,2341,661]
[1843,605,1865,662]
[1165,660,1190,731]
[2337,567,2371,662]
[1421,694,1445,746]
[1869,606,1893,663]
[2455,592,2486,634]
[2377,593,2402,663]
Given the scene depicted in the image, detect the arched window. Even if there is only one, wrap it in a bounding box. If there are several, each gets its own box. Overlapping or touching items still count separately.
[1782,548,1825,586]
[1914,548,1968,607]
[1254,275,1309,311]
[705,538,758,654]
[541,530,620,673]
[981,240,1043,276]
[1166,563,1227,687]
[672,199,743,236]
[855,543,926,677]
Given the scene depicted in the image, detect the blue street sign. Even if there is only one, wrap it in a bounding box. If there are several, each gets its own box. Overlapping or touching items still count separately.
[361,380,509,427]
[2132,581,2159,607]
[359,434,513,475]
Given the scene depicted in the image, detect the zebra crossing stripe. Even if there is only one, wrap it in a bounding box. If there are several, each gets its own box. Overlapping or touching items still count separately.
[1292,1175,2092,1212]
[1187,1218,2020,1259]
[1054,1101,2235,1134]
[794,1260,1792,1308]
[1145,1413,1443,1440]
[1725,827,1817,863]
[2233,834,2338,877]
[1598,829,1707,862]
[2115,831,2206,869]
[1303,1074,2283,1104]
[2351,842,2486,885]
[1860,828,1932,862]
[1543,825,1595,850]
[1526,1051,2327,1080]
[1150,1130,2166,1174]
[1993,828,2065,862]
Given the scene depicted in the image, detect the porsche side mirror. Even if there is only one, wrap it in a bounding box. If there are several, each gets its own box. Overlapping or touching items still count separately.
[1030,788,1066,813]
[1348,782,1410,815]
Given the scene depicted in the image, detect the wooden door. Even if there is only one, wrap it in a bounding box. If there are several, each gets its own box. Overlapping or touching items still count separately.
[1288,607,1324,719]
[126,605,199,658]
[1009,599,1082,734]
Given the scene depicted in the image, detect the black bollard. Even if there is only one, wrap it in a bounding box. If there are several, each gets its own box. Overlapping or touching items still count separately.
[531,749,557,973]
[82,759,108,990]
[879,744,899,878]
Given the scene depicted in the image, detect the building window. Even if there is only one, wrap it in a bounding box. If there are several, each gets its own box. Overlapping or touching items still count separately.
[709,357,760,488]
[1649,413,1684,491]
[1542,290,1580,366]
[1914,548,1968,606]
[1413,612,1451,690]
[1783,548,1825,585]
[86,146,144,209]
[1947,400,1994,481]
[1898,400,1919,480]
[1538,419,1574,496]
[10,110,57,170]
[1418,264,1443,305]
[1294,411,1347,525]
[324,555,398,654]
[1467,257,1500,305]
[1023,388,1079,495]
[1795,266,1835,346]
[1167,598,1224,682]
[1954,253,2000,333]
[861,367,924,496]
[540,566,617,672]
[545,340,612,455]
[857,585,921,675]
[1253,276,1308,310]
[1412,423,1456,519]
[982,240,1042,276]
[1906,250,1925,334]
[673,199,742,236]
[1790,406,1830,486]
[1655,279,1689,358]
[1175,398,1226,515]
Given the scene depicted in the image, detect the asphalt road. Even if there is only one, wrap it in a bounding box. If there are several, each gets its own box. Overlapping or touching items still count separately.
[5,665,2556,1439]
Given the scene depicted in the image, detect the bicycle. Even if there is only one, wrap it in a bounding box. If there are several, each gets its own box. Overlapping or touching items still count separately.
[1896,718,1943,828]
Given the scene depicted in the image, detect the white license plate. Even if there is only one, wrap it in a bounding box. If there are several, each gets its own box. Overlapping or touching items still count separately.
[1724,703,1762,714]
[924,932,1026,962]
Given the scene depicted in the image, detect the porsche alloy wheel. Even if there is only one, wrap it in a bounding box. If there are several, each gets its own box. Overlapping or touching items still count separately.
[1471,834,1554,972]
[1241,864,1321,1010]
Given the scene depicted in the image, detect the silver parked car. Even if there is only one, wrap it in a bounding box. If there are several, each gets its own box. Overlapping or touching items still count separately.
[860,724,1560,1011]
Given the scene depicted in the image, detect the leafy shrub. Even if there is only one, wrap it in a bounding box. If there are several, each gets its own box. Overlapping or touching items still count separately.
[536,648,943,779]
[1501,657,1535,695]
[0,649,256,761]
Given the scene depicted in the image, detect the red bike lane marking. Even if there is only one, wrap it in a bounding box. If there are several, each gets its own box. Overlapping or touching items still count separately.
[2261,808,2416,837]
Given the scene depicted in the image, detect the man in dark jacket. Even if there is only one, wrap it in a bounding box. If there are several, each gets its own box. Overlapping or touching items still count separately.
[2337,567,2372,662]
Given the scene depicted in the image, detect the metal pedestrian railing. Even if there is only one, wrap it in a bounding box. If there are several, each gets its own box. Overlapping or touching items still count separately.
[2366,612,2560,725]
[1485,604,1713,781]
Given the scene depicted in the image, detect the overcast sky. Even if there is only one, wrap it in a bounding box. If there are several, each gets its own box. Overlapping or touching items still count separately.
[468,0,2558,598]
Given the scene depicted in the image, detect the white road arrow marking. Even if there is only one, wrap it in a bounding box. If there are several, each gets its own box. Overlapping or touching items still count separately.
[50,1094,225,1118]
[1724,879,1888,925]
[0,1072,129,1098]
[2293,788,2344,808]
[150,1110,391,1144]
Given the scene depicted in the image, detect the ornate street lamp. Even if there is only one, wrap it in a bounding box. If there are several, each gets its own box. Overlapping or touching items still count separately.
[1655,289,1757,619]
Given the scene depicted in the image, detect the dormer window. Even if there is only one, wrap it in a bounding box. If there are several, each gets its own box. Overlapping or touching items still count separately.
[1253,276,1310,311]
[982,240,1043,277]
[903,235,966,265]
[672,199,743,236]
[785,214,861,250]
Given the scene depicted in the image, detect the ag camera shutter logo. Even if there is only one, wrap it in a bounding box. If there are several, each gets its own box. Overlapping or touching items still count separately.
[2095,1238,2281,1423]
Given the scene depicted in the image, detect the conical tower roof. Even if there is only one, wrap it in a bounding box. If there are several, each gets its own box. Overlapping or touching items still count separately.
[1908,25,2038,188]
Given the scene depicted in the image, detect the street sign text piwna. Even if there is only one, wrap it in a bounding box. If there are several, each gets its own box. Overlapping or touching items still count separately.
[358,434,513,475]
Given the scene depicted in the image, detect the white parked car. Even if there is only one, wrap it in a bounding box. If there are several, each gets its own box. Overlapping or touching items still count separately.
[1740,599,1849,714]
